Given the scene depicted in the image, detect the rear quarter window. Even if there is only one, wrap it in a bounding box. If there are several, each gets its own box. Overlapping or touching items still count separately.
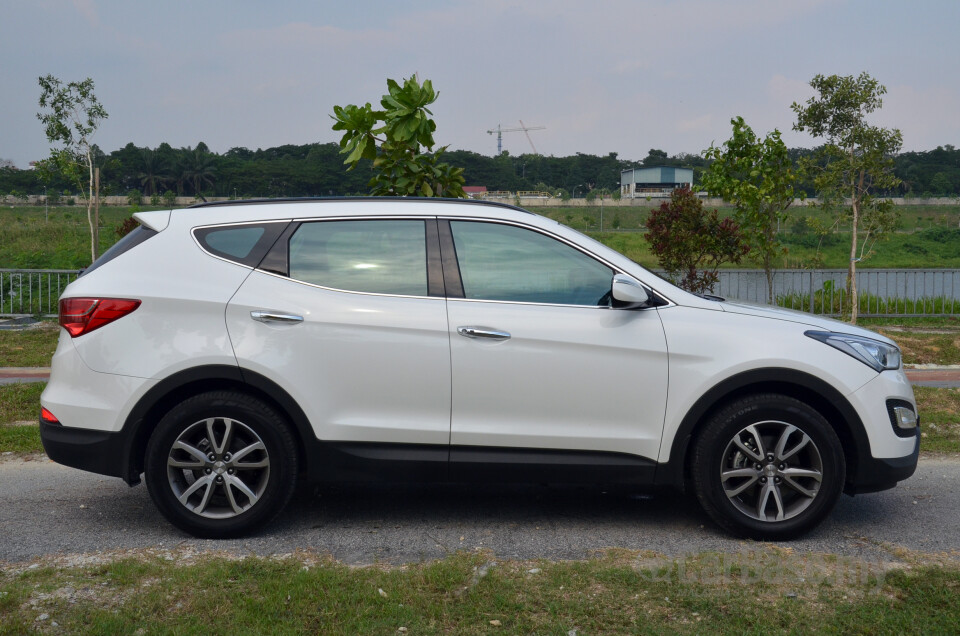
[193,222,289,267]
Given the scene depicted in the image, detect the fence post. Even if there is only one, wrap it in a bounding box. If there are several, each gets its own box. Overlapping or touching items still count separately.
[809,271,815,314]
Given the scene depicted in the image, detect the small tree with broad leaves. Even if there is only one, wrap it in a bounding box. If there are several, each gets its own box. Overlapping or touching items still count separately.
[331,76,465,197]
[701,116,801,304]
[645,188,750,294]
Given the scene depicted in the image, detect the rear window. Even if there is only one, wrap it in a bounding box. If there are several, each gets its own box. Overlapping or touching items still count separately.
[288,219,428,296]
[80,225,158,277]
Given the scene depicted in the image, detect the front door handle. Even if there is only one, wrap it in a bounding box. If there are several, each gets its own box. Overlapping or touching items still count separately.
[457,326,511,341]
[251,310,304,324]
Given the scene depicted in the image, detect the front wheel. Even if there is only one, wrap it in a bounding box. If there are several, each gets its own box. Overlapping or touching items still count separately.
[691,394,845,540]
[144,391,298,538]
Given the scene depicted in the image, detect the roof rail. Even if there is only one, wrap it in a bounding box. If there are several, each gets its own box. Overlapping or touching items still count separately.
[186,196,536,215]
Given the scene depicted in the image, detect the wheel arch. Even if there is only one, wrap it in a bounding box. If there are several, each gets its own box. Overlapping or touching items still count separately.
[655,368,868,492]
[120,365,316,485]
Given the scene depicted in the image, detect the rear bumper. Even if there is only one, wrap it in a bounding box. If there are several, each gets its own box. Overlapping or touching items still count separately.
[39,420,138,485]
[846,428,920,495]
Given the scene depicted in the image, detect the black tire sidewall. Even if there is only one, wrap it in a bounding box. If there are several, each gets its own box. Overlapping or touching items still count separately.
[692,395,845,540]
[144,391,298,538]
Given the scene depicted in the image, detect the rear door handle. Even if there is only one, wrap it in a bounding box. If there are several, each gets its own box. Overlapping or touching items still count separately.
[251,310,304,324]
[457,326,511,341]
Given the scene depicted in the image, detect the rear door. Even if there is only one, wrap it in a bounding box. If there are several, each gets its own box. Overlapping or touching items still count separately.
[225,217,451,447]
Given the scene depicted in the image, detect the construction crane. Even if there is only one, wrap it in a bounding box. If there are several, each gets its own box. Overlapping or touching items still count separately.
[487,121,545,155]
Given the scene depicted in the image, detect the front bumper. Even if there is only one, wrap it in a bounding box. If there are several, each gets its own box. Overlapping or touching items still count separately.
[845,427,920,494]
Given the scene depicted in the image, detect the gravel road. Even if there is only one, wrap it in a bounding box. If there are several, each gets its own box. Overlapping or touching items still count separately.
[1,456,957,566]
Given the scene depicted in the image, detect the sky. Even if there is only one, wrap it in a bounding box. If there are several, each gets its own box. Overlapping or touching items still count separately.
[2,0,959,169]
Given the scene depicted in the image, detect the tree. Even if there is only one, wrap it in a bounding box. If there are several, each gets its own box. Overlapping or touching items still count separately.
[792,73,903,323]
[331,75,465,197]
[644,188,750,294]
[37,75,108,264]
[181,147,216,200]
[138,148,169,196]
[701,117,801,303]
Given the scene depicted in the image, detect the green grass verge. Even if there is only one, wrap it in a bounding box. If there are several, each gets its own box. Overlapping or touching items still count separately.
[0,424,41,454]
[1,551,958,634]
[914,387,960,453]
[0,323,59,367]
[0,205,174,269]
[0,382,44,453]
[0,382,44,424]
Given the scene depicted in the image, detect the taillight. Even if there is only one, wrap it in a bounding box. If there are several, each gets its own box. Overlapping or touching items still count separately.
[40,407,60,424]
[59,297,141,337]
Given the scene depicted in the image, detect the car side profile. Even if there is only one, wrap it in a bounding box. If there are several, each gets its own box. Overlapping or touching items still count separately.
[39,198,920,539]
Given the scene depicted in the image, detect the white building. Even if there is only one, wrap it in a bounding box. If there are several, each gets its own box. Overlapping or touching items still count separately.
[620,166,694,198]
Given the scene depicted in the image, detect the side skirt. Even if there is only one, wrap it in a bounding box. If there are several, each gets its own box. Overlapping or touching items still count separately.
[309,441,658,486]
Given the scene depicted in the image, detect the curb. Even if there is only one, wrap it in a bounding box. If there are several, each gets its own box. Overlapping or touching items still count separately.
[0,368,50,379]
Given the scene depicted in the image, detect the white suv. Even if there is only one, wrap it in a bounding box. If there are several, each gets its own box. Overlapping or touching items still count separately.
[39,198,920,539]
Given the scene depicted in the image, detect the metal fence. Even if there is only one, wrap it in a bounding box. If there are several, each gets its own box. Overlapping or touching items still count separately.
[706,269,960,317]
[2,268,959,318]
[1,269,81,317]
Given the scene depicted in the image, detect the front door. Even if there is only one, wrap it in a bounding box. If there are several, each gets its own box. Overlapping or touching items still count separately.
[444,220,669,461]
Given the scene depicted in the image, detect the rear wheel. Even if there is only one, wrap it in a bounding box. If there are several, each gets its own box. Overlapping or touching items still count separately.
[145,391,298,538]
[691,394,845,540]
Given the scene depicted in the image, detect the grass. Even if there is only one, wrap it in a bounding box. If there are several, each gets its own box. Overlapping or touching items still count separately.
[0,322,59,367]
[1,550,958,634]
[0,423,41,454]
[578,227,960,270]
[0,206,137,269]
[0,382,44,453]
[914,387,960,453]
[0,382,44,424]
[875,329,960,365]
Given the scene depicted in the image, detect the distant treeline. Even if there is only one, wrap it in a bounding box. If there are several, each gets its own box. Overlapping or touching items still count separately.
[1,142,958,199]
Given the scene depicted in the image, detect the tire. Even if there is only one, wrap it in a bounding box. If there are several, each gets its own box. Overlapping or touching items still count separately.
[691,394,845,540]
[144,391,298,538]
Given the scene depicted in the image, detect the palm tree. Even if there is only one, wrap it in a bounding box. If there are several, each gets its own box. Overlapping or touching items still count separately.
[138,149,169,196]
[180,148,216,201]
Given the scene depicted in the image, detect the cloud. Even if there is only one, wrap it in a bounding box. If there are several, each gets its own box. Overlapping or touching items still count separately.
[676,114,713,133]
[68,0,99,28]
[881,84,960,151]
[767,74,814,106]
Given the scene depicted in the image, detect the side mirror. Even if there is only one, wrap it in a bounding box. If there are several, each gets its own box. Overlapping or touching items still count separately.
[611,274,650,308]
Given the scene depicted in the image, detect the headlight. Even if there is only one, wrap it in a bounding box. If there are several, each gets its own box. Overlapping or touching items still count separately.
[805,331,901,372]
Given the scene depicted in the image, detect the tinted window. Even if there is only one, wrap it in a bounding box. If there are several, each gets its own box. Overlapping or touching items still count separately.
[204,227,264,259]
[289,220,428,296]
[194,222,288,267]
[450,221,613,305]
[81,225,157,277]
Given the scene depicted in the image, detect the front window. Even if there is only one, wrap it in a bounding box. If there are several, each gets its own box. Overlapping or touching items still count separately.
[449,221,613,306]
